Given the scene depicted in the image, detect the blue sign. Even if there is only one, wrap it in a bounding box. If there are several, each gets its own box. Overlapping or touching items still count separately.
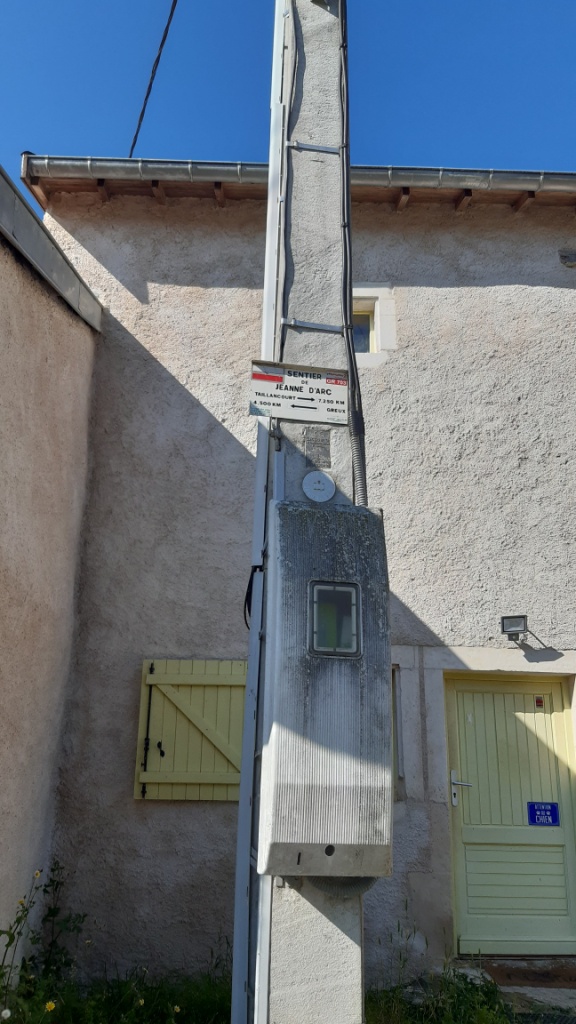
[528,802,560,826]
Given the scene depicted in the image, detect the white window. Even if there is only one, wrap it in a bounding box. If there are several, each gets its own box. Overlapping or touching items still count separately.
[352,283,396,367]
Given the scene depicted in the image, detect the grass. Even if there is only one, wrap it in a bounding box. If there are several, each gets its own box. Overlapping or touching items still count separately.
[366,969,516,1024]
[5,970,232,1024]
[7,967,517,1024]
[1,864,233,1024]
[0,866,527,1024]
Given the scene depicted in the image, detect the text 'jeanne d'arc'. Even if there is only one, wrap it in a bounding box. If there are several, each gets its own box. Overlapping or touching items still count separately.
[249,360,349,426]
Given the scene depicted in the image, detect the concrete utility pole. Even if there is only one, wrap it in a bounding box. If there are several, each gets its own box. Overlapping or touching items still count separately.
[232,2,392,1022]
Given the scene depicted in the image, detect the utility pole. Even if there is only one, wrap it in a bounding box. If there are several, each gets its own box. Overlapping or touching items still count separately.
[232,2,392,1021]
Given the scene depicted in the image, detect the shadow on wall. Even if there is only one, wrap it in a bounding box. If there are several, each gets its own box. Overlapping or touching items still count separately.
[49,198,576,305]
[77,312,257,657]
[364,602,462,985]
[48,199,267,303]
[54,312,257,977]
[390,592,446,646]
[53,308,462,978]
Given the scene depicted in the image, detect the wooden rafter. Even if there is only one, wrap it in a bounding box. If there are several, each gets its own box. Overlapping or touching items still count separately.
[151,180,167,205]
[214,181,226,207]
[396,186,410,212]
[512,190,536,213]
[97,178,110,203]
[455,189,472,212]
[27,176,49,209]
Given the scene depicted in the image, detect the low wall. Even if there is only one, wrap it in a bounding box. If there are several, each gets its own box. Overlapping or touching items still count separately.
[0,236,95,938]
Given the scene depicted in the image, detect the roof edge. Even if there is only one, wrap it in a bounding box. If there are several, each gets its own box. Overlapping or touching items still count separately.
[1,163,101,331]
[21,154,576,197]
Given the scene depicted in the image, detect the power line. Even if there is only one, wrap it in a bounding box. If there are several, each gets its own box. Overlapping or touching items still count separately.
[129,0,180,159]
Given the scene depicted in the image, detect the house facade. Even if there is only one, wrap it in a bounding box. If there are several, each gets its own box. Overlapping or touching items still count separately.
[9,156,576,981]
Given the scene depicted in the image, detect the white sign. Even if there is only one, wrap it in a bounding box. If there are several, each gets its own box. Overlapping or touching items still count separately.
[249,361,349,425]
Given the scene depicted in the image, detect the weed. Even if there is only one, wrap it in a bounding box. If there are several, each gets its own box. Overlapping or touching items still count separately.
[2,868,518,1024]
[0,868,43,1009]
[366,967,515,1024]
[0,866,232,1023]
[381,903,429,989]
[27,860,87,980]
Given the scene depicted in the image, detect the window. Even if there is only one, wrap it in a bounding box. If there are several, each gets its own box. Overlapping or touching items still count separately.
[352,312,373,354]
[310,582,361,656]
[352,283,396,367]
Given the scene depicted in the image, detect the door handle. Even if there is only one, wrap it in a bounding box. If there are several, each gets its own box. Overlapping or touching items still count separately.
[450,769,472,807]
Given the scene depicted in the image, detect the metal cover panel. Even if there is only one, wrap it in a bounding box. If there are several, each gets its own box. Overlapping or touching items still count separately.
[258,501,392,876]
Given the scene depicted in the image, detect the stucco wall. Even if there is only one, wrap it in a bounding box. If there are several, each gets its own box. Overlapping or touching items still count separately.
[353,201,576,652]
[44,196,264,975]
[0,237,95,938]
[44,195,576,982]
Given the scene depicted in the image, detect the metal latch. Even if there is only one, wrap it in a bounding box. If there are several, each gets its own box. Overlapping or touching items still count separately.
[450,769,472,807]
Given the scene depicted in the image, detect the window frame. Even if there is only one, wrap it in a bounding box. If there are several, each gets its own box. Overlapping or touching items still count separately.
[352,283,396,367]
[309,580,362,658]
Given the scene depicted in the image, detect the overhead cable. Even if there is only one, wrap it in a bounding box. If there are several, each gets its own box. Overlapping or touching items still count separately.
[129,0,180,159]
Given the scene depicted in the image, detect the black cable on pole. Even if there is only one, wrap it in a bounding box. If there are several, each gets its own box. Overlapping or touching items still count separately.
[129,0,180,159]
[278,6,298,364]
[339,0,368,506]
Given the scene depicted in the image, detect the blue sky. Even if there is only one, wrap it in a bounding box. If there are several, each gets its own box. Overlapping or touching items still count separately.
[3,0,576,202]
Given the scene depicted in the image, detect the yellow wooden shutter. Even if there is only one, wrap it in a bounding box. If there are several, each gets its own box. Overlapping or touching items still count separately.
[134,658,246,801]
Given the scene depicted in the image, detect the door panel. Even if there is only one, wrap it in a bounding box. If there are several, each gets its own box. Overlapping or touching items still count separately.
[446,675,576,954]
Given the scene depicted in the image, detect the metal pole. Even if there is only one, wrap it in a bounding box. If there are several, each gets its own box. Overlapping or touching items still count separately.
[231,2,289,1020]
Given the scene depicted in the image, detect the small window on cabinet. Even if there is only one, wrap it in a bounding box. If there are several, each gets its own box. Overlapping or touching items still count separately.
[309,582,361,657]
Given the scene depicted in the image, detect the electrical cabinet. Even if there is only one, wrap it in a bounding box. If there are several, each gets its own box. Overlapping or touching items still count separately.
[258,501,392,877]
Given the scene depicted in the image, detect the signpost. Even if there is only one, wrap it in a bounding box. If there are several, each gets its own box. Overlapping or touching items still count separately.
[250,361,349,425]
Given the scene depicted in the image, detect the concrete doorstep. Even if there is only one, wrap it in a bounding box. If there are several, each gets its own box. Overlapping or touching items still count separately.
[462,959,576,1021]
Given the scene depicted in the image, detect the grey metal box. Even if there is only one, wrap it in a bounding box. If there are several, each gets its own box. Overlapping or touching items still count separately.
[258,501,392,877]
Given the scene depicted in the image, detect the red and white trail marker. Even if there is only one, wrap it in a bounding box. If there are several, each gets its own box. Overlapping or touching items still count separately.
[249,360,349,425]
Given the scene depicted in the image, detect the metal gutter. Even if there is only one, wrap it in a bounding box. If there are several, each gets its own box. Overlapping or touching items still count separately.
[22,154,268,187]
[21,154,576,196]
[351,166,576,193]
[1,164,101,331]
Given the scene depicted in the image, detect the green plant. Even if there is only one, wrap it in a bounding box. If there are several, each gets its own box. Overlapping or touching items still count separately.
[6,971,231,1024]
[0,863,233,1024]
[0,868,43,1012]
[381,903,429,989]
[27,861,86,980]
[366,968,515,1024]
[0,862,88,1021]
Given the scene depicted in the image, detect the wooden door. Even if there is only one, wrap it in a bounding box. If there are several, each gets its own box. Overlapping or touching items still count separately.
[446,674,576,954]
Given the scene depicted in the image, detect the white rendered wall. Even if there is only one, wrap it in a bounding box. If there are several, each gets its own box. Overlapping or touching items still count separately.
[44,195,576,981]
[0,238,95,943]
[44,196,264,976]
[353,201,576,653]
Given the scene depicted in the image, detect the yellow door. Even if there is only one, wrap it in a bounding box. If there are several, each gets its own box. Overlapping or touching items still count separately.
[446,674,576,954]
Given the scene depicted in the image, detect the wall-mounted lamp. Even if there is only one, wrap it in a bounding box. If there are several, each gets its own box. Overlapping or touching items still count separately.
[501,615,528,642]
